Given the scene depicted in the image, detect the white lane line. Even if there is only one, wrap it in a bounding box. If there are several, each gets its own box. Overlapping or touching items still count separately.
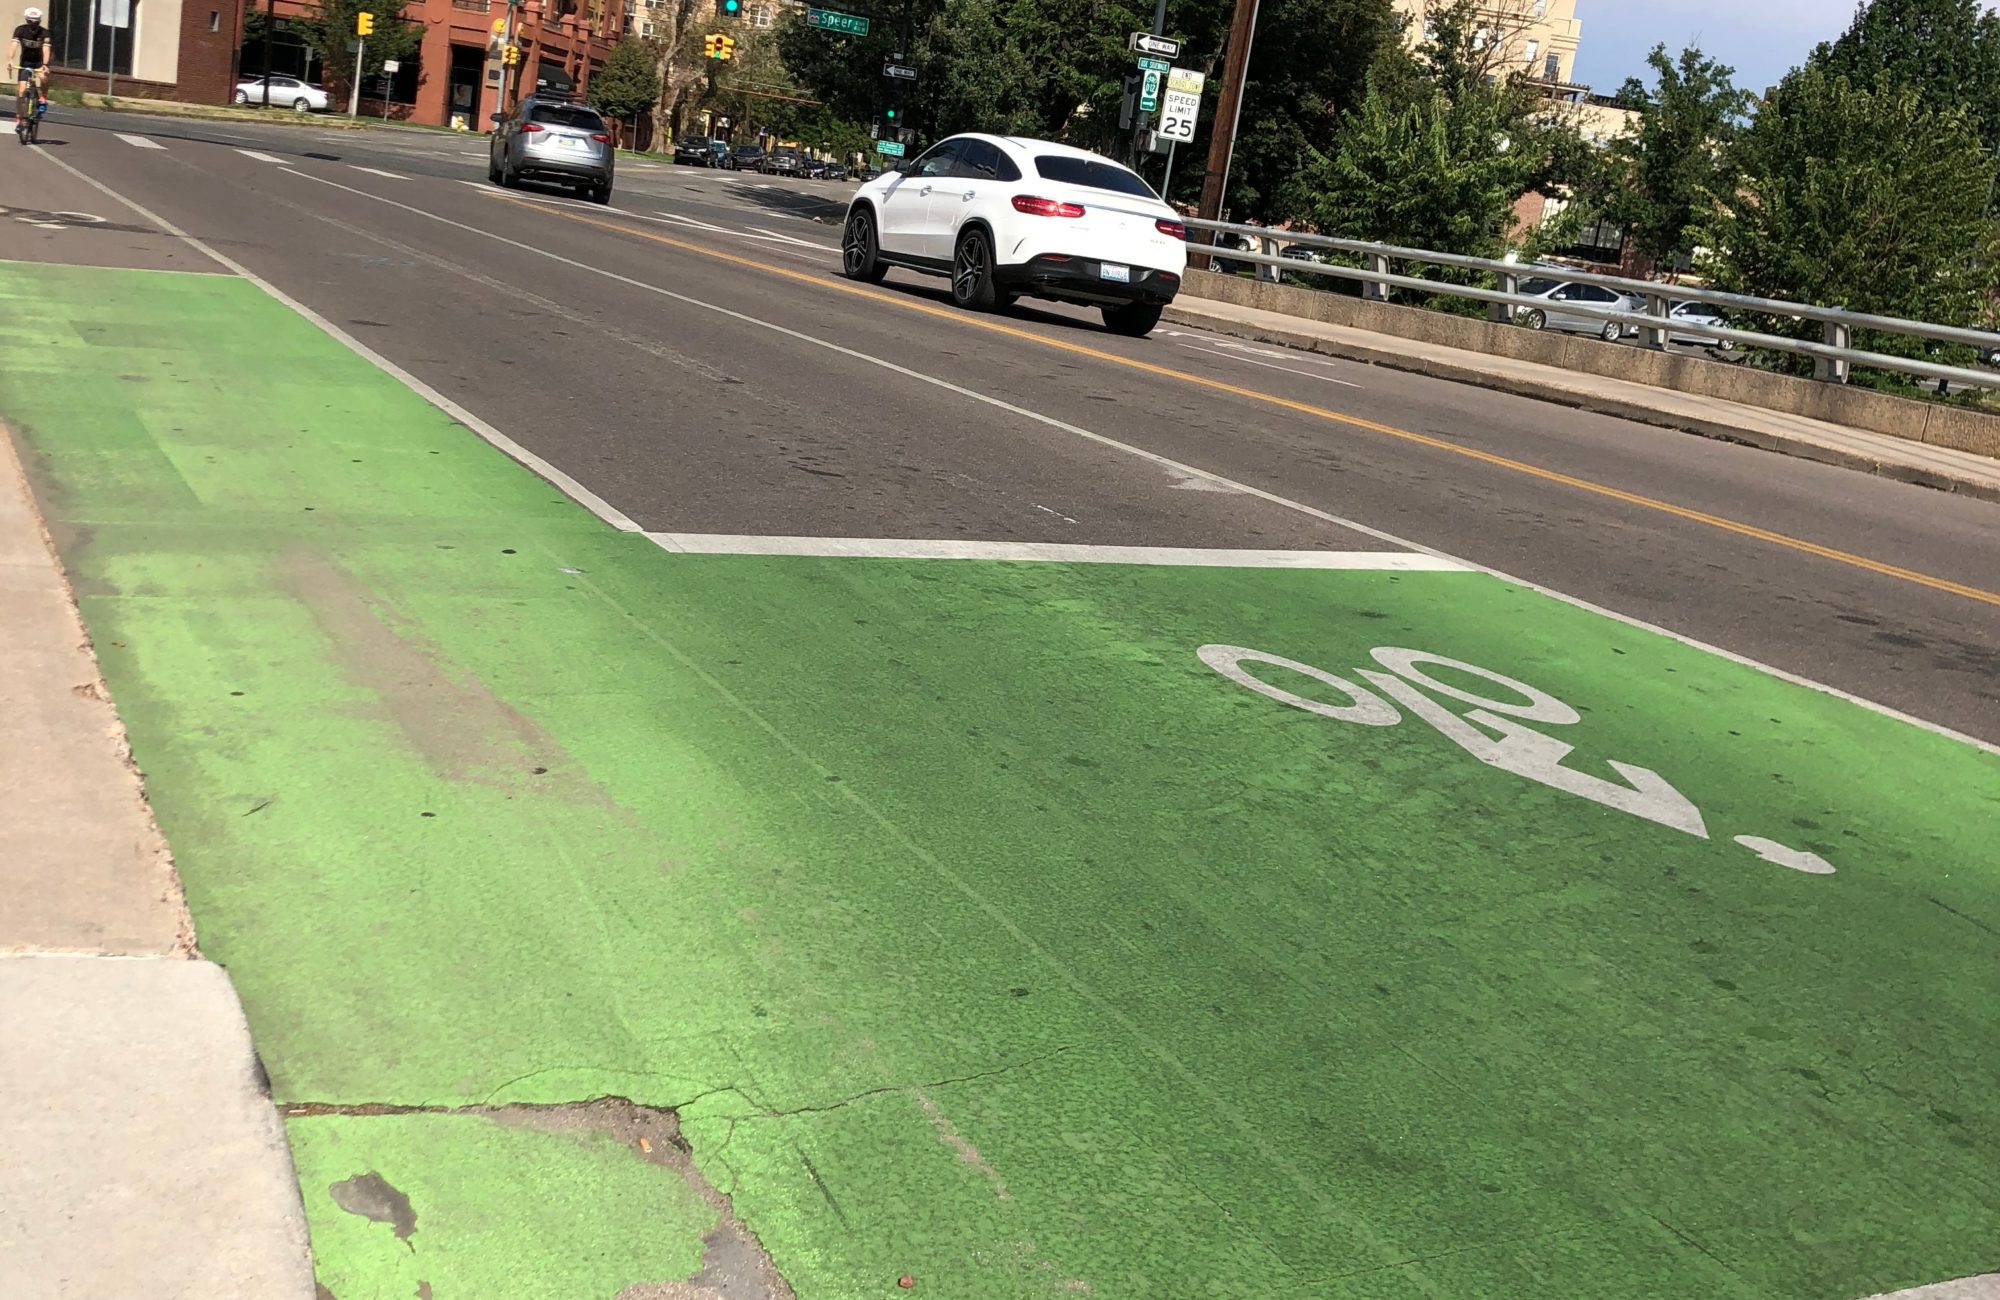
[647,536,1469,568]
[748,226,834,249]
[115,133,166,150]
[1864,1275,2000,1299]
[38,151,641,534]
[235,149,291,165]
[1177,341,1363,389]
[349,166,407,181]
[53,150,1997,759]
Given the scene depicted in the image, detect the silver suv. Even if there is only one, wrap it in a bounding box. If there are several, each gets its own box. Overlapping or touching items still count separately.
[489,96,614,203]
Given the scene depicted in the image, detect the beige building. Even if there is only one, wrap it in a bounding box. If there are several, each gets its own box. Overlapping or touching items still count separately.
[1391,0,1583,86]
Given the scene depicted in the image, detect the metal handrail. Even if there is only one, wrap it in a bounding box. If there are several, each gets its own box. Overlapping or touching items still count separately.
[1182,215,2000,389]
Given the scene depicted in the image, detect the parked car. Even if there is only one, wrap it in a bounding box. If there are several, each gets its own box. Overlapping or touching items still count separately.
[1657,301,1736,350]
[805,157,847,181]
[232,75,329,113]
[673,136,728,167]
[732,145,766,171]
[762,148,805,177]
[1513,276,1644,341]
[489,96,614,204]
[841,133,1187,337]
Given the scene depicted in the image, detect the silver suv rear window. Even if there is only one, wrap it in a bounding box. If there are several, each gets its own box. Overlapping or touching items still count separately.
[530,106,605,130]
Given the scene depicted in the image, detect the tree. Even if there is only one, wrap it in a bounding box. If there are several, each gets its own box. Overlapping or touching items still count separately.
[1809,0,2000,147]
[1217,0,1401,219]
[1293,1,1578,256]
[287,0,421,97]
[1589,44,1753,269]
[590,38,663,136]
[1705,66,2000,380]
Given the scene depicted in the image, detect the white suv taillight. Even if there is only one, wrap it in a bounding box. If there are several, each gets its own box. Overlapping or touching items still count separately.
[1156,219,1186,239]
[1011,195,1085,218]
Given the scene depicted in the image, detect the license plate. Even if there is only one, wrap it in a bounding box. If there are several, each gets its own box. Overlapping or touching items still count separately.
[1100,263,1131,283]
[560,137,585,150]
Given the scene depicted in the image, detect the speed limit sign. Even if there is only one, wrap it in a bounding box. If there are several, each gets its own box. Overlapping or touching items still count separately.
[1158,67,1204,142]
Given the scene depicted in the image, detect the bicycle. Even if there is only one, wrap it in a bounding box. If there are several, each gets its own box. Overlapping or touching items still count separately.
[13,69,45,144]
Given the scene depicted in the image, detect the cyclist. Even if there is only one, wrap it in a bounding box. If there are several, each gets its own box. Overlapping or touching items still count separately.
[9,7,50,133]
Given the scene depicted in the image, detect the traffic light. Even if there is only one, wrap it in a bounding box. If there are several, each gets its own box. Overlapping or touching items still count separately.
[355,10,374,35]
[704,32,719,57]
[502,43,519,65]
[716,0,741,16]
[718,34,736,60]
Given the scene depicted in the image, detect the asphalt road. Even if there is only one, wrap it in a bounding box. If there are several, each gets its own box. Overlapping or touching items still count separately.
[21,105,2000,743]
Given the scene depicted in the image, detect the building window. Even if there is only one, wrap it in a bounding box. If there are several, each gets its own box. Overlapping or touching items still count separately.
[752,4,772,26]
[208,9,219,30]
[1523,39,1538,65]
[1544,51,1560,81]
[1532,0,1547,15]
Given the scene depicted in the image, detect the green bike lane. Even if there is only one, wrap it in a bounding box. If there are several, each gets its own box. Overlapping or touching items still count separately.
[4,258,1998,1299]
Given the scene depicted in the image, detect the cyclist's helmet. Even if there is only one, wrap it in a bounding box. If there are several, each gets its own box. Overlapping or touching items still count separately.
[23,6,43,18]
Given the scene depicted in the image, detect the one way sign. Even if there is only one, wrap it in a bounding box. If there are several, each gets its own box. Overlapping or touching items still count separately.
[1128,31,1182,57]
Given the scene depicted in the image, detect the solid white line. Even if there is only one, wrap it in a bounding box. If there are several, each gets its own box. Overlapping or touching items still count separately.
[36,150,642,534]
[234,149,290,165]
[115,134,165,150]
[748,226,833,249]
[54,150,1997,759]
[348,166,406,181]
[646,536,1470,568]
[1864,1275,2000,1300]
[1176,341,1363,389]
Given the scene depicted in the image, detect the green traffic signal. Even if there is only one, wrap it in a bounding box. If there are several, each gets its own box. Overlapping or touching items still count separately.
[718,0,740,14]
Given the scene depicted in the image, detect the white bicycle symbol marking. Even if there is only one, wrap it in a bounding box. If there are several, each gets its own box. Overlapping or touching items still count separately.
[1199,644,1836,875]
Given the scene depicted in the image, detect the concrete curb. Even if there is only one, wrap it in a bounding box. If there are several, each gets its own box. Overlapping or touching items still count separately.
[1,954,319,1298]
[73,93,370,130]
[1162,303,2000,506]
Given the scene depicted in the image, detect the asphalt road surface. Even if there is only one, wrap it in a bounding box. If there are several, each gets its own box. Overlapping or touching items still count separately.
[22,105,1999,743]
[7,106,2000,1300]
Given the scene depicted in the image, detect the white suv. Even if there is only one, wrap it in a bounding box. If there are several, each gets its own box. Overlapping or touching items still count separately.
[841,134,1188,337]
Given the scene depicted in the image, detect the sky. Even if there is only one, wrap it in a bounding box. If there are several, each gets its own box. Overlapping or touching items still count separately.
[1571,0,1863,96]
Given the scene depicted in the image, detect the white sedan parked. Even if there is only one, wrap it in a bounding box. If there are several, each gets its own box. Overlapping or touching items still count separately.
[841,134,1187,337]
[233,75,330,113]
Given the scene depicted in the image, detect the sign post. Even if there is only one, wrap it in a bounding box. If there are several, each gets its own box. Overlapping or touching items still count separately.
[99,0,131,99]
[1158,66,1204,195]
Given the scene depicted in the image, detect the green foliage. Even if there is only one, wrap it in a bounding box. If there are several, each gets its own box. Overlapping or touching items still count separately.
[285,0,421,91]
[774,0,1397,216]
[1591,44,1753,267]
[1221,0,1402,219]
[1809,0,2000,147]
[589,39,663,123]
[1705,65,2000,382]
[1293,2,1579,262]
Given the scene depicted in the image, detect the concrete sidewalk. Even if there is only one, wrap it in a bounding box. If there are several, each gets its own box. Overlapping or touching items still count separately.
[0,423,317,1299]
[1165,294,2000,505]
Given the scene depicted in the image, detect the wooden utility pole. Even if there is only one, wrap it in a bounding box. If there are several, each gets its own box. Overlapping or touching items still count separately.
[1195,0,1258,264]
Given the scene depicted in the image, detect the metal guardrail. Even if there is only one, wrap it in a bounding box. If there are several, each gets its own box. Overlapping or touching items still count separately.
[1182,217,2000,392]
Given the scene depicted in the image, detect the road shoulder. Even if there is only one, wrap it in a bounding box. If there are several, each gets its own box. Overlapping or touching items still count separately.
[1166,293,2000,503]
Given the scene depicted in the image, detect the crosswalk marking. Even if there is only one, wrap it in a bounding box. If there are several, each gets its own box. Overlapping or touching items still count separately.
[235,149,289,164]
[349,166,406,180]
[116,134,165,149]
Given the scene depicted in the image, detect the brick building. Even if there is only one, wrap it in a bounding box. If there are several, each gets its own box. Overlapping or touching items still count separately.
[43,0,244,104]
[242,0,624,126]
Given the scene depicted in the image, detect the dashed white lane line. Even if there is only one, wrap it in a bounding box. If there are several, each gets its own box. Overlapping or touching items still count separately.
[115,134,165,149]
[235,149,290,165]
[349,166,407,181]
[1176,341,1363,389]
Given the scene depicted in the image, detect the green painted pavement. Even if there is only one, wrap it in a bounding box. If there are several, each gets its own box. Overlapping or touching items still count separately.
[289,1109,721,1299]
[5,259,1999,1299]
